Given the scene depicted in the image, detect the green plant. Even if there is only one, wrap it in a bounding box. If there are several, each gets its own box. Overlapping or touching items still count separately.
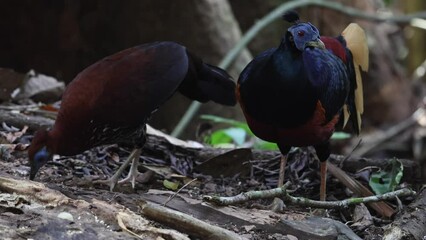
[200,115,278,150]
[200,115,352,150]
[369,158,403,195]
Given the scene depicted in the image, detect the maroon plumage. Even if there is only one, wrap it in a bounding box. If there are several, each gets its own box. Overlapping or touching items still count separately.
[28,41,236,189]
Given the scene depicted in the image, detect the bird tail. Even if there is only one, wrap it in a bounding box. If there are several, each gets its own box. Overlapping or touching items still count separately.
[341,23,369,134]
[178,51,236,106]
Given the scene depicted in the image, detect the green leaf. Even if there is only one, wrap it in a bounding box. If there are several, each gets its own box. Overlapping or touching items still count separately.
[369,158,403,195]
[254,140,279,150]
[209,129,233,145]
[331,132,351,140]
[200,114,278,150]
[223,127,247,145]
[163,179,179,191]
[200,115,255,136]
[207,127,247,146]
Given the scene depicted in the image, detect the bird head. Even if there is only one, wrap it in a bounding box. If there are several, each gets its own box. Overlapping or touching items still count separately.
[28,129,53,180]
[282,11,325,51]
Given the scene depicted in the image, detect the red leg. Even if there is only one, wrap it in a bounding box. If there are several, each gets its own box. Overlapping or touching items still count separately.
[320,161,327,201]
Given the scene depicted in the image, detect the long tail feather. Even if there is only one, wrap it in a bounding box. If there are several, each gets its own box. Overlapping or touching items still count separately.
[179,51,236,106]
[342,23,369,133]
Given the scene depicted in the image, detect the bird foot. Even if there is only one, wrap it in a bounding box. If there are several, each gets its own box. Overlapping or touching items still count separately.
[93,176,121,192]
[117,168,140,189]
[94,169,142,191]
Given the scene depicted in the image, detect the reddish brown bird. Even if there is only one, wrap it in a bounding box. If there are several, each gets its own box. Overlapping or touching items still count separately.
[237,12,368,202]
[28,41,236,190]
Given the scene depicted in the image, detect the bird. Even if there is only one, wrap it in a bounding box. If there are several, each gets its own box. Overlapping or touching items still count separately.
[236,11,368,202]
[28,41,236,191]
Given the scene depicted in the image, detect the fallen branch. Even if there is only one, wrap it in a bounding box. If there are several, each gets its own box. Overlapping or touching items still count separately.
[0,109,54,131]
[383,188,426,240]
[139,200,245,240]
[327,162,396,218]
[0,176,190,240]
[203,186,415,210]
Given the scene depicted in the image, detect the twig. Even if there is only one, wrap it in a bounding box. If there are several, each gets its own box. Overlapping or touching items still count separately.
[203,186,415,210]
[327,162,395,218]
[171,0,426,137]
[163,178,198,207]
[0,109,54,131]
[139,200,245,240]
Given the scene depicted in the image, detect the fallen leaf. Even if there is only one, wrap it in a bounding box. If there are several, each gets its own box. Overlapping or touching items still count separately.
[195,148,252,177]
[163,180,179,191]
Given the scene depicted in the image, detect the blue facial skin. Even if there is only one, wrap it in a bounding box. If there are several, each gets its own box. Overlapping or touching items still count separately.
[30,146,50,180]
[287,22,324,51]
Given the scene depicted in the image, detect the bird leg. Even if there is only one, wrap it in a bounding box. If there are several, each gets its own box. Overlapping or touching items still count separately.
[118,149,142,188]
[278,154,287,187]
[320,161,327,201]
[269,154,288,212]
[95,148,141,191]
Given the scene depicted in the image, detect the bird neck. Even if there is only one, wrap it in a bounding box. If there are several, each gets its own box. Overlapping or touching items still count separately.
[43,130,59,155]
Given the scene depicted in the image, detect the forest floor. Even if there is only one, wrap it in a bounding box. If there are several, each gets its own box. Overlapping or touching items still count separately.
[0,115,424,240]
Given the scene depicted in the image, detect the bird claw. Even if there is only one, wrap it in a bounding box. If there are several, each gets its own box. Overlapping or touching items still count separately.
[117,170,140,189]
[93,177,120,192]
[94,169,141,191]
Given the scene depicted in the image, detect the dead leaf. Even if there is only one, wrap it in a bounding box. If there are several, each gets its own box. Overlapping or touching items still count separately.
[0,125,28,143]
[146,125,203,149]
[195,148,252,177]
[351,204,373,231]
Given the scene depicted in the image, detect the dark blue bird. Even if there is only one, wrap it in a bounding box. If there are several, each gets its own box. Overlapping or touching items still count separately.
[237,12,368,201]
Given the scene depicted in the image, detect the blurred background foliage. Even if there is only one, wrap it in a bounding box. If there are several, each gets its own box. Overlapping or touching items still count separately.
[0,0,425,146]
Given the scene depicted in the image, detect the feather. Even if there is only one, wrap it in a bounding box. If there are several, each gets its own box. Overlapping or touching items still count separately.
[342,23,369,133]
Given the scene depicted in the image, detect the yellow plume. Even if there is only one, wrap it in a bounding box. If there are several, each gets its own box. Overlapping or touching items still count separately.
[341,23,369,133]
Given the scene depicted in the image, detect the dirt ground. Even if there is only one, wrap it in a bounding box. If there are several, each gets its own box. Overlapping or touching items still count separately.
[0,123,424,240]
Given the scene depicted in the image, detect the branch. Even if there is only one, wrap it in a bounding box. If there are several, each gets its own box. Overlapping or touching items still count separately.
[139,200,245,240]
[171,0,426,137]
[203,186,416,210]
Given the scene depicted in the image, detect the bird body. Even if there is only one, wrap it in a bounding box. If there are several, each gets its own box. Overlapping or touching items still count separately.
[238,29,349,152]
[29,41,236,185]
[237,12,368,201]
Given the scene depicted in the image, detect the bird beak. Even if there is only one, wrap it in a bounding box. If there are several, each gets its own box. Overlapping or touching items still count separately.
[29,166,39,180]
[305,39,325,50]
[29,146,51,180]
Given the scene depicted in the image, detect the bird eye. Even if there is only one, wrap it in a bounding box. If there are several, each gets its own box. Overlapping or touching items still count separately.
[297,31,305,37]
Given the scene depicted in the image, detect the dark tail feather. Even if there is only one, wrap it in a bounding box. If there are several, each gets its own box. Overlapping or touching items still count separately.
[335,37,360,135]
[345,48,360,135]
[179,51,236,106]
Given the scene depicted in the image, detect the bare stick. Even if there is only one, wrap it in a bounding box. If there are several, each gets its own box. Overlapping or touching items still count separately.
[163,178,198,207]
[139,201,245,240]
[203,187,415,210]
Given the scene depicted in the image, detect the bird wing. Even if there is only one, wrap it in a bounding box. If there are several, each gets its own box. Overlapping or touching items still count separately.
[61,42,189,126]
[302,48,349,122]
